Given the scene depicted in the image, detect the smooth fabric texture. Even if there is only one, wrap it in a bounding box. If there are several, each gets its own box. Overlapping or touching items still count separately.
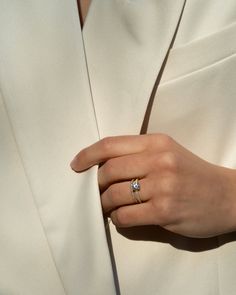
[0,0,236,294]
[0,1,115,294]
[84,1,236,294]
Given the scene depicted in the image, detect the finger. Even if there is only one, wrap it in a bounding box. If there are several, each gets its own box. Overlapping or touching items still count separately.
[98,152,151,191]
[70,134,173,172]
[70,135,147,172]
[101,179,151,213]
[110,202,157,227]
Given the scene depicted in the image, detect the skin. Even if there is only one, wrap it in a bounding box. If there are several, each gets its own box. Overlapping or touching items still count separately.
[74,2,236,239]
[70,134,236,238]
[78,0,91,26]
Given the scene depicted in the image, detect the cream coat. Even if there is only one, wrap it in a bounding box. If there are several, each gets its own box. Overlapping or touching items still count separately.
[0,1,236,294]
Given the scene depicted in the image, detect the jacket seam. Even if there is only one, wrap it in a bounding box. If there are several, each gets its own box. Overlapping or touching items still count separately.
[160,52,236,86]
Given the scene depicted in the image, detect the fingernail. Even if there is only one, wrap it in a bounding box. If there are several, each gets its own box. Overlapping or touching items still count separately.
[70,157,78,171]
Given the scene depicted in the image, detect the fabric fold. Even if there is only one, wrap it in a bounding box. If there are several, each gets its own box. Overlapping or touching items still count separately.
[83,0,186,137]
[0,0,116,294]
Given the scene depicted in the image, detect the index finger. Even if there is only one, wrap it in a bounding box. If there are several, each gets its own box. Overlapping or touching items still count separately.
[70,135,149,172]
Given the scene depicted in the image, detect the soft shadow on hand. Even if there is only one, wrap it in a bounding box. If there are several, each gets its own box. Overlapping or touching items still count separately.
[116,225,236,252]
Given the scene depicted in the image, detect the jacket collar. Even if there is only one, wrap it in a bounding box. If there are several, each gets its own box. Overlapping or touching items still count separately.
[83,0,186,137]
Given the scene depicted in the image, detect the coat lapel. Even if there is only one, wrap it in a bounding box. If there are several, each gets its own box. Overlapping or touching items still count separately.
[83,0,186,137]
[0,1,116,294]
[0,1,187,293]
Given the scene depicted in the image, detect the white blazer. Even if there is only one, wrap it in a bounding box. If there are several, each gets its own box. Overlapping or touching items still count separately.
[0,1,236,294]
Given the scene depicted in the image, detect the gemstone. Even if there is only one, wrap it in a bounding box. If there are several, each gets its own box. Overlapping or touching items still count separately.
[131,179,140,191]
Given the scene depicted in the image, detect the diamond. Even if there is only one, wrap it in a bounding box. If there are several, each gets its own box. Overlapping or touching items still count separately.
[131,179,140,192]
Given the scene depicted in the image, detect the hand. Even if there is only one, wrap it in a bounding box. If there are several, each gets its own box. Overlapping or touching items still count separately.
[70,134,236,238]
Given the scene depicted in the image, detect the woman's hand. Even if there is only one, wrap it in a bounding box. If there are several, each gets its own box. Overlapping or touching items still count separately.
[70,134,236,238]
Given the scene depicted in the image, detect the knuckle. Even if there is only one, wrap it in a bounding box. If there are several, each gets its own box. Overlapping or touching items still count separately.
[108,184,117,197]
[103,159,115,176]
[158,151,179,172]
[154,134,174,149]
[146,134,174,150]
[160,134,174,148]
[107,184,120,203]
[113,209,130,227]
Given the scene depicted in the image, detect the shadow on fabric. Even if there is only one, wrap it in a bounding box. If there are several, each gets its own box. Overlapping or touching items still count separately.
[116,225,236,252]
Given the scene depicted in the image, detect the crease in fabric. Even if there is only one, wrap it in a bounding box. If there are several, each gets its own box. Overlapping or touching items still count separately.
[0,83,67,295]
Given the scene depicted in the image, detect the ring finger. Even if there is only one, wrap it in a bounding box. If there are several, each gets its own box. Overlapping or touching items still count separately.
[98,152,152,192]
[101,178,151,213]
